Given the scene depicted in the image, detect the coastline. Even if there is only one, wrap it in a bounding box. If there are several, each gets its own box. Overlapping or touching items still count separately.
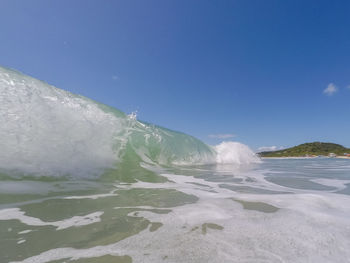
[261,156,350,160]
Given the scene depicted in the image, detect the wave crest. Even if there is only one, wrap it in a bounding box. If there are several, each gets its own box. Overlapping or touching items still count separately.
[215,141,261,165]
[0,66,259,178]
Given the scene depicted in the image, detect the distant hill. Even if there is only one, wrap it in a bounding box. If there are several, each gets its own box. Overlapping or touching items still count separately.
[259,142,350,157]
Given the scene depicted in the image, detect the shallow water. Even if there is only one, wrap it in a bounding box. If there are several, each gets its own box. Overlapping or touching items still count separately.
[1,158,350,263]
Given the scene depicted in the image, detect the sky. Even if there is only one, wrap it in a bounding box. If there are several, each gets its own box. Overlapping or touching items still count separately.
[0,0,349,150]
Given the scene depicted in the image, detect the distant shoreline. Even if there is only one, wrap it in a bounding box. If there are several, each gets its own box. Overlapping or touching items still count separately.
[258,142,350,159]
[261,156,350,160]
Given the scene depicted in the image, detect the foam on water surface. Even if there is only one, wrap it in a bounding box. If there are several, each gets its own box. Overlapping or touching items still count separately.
[0,208,104,230]
[3,159,350,263]
[0,66,260,179]
[215,141,261,165]
[1,67,350,262]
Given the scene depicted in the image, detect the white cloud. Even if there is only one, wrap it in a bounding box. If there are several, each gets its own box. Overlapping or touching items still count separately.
[257,146,284,152]
[112,75,119,80]
[208,133,236,139]
[347,85,350,90]
[323,83,338,96]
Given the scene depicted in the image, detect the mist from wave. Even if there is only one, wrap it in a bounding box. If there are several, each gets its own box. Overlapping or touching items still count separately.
[0,66,259,179]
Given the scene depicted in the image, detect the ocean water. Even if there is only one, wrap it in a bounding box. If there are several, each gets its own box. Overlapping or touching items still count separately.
[1,67,350,262]
[1,158,350,263]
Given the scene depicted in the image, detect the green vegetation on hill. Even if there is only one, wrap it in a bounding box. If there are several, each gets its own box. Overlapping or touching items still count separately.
[259,142,350,157]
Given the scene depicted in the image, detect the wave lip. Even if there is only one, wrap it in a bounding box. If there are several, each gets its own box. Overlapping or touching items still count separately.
[0,66,125,177]
[0,66,259,178]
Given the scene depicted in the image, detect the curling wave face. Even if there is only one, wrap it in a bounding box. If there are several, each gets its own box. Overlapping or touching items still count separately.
[0,66,259,178]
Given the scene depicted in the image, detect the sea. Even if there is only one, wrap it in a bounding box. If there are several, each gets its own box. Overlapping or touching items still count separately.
[1,66,350,263]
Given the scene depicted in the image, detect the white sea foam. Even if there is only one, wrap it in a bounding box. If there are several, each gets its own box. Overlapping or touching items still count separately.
[18,230,33,234]
[214,141,261,165]
[0,67,125,177]
[64,190,118,200]
[17,239,26,244]
[0,208,103,230]
[311,178,350,191]
[10,168,350,263]
[0,67,259,178]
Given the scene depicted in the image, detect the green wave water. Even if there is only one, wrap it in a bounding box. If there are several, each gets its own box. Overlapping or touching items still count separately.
[0,66,258,181]
[1,66,350,263]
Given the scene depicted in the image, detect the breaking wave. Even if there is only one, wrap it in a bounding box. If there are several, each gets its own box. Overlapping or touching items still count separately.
[0,66,260,177]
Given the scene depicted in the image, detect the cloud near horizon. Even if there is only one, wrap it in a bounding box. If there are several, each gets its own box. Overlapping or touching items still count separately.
[208,133,236,139]
[323,83,338,96]
[257,146,285,152]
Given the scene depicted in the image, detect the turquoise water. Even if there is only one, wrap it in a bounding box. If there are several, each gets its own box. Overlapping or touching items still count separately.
[1,159,350,263]
[1,67,350,262]
[0,66,258,180]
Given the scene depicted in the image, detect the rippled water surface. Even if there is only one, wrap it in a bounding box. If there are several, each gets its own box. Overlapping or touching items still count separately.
[1,158,350,263]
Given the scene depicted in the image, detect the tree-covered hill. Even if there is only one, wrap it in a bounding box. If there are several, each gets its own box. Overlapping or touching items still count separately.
[259,142,350,157]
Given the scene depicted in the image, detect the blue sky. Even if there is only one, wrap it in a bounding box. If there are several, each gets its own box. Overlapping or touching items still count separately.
[1,0,349,150]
